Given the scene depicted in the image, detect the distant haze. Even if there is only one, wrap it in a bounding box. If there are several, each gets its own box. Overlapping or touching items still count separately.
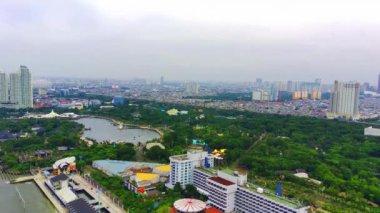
[1,0,380,84]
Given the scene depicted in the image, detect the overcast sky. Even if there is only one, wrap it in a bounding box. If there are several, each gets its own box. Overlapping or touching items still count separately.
[0,0,379,84]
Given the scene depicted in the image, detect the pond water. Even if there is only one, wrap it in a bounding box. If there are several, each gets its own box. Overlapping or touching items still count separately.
[75,117,160,144]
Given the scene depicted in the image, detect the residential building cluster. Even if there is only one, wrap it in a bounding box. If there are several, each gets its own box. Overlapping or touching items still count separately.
[0,65,33,108]
[4,74,376,120]
[252,79,322,102]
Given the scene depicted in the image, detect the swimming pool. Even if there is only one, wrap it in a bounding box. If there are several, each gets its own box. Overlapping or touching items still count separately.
[92,160,163,176]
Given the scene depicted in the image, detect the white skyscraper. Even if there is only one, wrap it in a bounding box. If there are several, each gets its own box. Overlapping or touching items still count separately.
[0,65,33,108]
[18,65,33,108]
[0,72,8,103]
[9,73,20,104]
[184,82,199,96]
[328,81,360,119]
[252,89,271,101]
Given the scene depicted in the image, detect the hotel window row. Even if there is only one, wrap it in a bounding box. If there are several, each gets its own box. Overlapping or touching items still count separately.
[193,169,211,192]
[235,188,297,213]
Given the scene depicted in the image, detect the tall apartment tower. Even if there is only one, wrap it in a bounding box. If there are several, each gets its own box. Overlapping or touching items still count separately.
[328,81,360,119]
[0,72,8,103]
[18,65,33,108]
[9,73,20,104]
[184,82,199,96]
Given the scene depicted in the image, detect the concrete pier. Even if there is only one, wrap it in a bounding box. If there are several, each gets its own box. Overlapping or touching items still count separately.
[11,175,34,184]
[32,172,126,213]
[33,173,68,213]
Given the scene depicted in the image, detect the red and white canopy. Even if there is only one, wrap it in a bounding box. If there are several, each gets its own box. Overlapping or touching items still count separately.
[174,199,206,212]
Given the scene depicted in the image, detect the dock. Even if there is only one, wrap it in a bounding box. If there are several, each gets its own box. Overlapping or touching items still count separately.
[33,172,126,213]
[11,175,34,184]
[33,173,68,213]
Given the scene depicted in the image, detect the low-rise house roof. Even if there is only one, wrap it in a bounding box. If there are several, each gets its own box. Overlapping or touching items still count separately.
[50,174,69,184]
[66,198,96,213]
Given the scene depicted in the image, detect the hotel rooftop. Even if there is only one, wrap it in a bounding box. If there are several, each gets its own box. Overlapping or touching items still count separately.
[196,167,303,209]
[209,176,235,186]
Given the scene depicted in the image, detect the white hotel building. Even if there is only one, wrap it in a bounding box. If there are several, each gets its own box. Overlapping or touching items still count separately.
[169,151,308,213]
[207,176,237,212]
[168,150,214,188]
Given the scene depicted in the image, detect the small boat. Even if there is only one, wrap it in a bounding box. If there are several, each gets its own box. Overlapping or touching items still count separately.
[84,127,91,131]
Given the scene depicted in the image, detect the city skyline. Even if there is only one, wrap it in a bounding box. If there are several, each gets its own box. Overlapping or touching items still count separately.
[0,1,379,213]
[1,0,380,84]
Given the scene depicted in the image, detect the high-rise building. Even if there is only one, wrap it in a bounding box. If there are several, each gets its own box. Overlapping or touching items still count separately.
[18,65,33,108]
[0,72,8,103]
[311,90,322,100]
[361,82,370,92]
[160,76,164,85]
[270,84,279,101]
[9,73,20,104]
[286,81,293,92]
[378,74,380,93]
[252,89,271,101]
[184,82,199,96]
[255,78,263,88]
[168,150,214,188]
[0,65,33,108]
[292,91,308,100]
[328,81,360,119]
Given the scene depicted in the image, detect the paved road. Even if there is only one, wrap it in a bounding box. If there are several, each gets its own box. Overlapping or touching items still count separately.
[72,174,126,213]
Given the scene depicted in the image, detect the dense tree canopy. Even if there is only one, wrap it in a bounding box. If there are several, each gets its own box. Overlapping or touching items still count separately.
[0,98,379,212]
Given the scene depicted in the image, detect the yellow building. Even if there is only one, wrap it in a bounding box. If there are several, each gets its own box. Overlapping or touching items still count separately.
[153,165,171,176]
[311,90,322,100]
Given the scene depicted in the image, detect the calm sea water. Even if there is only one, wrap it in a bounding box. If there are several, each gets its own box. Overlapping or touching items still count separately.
[0,180,55,213]
[76,117,160,144]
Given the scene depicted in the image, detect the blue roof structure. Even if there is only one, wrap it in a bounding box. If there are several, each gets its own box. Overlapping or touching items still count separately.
[93,160,163,176]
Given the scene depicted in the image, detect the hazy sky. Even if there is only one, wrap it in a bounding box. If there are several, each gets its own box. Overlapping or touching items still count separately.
[1,0,380,84]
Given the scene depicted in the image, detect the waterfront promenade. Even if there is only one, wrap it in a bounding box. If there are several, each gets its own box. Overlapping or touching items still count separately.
[72,174,126,213]
[33,172,126,213]
[34,172,67,213]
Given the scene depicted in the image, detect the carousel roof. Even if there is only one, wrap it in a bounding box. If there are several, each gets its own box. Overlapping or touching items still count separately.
[173,199,206,213]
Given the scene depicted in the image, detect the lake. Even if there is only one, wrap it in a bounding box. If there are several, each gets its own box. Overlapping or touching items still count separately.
[76,117,160,144]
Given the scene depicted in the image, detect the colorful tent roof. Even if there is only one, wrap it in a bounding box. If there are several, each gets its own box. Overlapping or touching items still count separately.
[173,199,206,213]
[44,110,60,118]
